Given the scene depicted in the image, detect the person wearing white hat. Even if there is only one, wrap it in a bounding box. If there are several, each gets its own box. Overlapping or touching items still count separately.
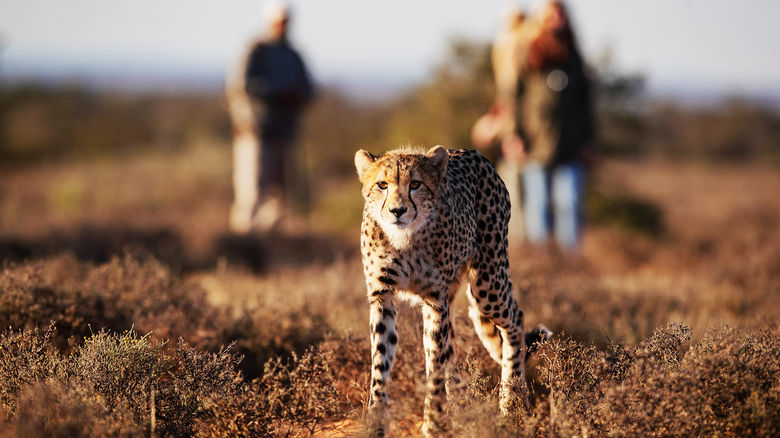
[227,1,314,233]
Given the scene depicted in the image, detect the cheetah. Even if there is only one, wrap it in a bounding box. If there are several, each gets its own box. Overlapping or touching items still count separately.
[355,145,550,436]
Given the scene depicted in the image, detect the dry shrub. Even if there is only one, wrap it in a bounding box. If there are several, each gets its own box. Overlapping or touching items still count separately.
[0,322,357,437]
[200,343,358,437]
[259,346,348,436]
[67,330,166,425]
[229,304,330,379]
[79,255,230,346]
[0,254,231,351]
[154,340,245,437]
[0,254,336,381]
[0,327,261,437]
[194,385,268,437]
[2,310,777,437]
[319,333,371,407]
[197,398,266,437]
[0,324,61,420]
[0,262,132,350]
[14,381,140,438]
[535,323,780,437]
[446,358,514,437]
[605,326,780,437]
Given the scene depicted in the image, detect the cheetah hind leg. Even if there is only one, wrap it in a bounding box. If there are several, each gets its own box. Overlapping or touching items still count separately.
[467,285,552,412]
[466,285,504,364]
[467,285,552,363]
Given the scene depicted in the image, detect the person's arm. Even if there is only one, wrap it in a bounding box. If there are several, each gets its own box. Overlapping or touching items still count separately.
[293,50,315,105]
[225,45,255,133]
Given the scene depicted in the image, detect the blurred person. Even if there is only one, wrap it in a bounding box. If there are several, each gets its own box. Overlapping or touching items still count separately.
[513,0,595,250]
[492,7,532,136]
[472,7,536,239]
[226,1,314,233]
[472,8,533,155]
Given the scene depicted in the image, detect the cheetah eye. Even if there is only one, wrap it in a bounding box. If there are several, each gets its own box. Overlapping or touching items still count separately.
[376,181,388,190]
[409,180,422,190]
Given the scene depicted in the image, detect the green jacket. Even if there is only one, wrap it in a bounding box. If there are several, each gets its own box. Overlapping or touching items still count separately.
[515,53,594,166]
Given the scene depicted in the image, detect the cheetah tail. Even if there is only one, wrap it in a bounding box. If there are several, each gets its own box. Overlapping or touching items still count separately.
[525,325,553,361]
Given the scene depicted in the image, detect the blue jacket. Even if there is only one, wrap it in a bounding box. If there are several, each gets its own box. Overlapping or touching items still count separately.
[245,39,314,137]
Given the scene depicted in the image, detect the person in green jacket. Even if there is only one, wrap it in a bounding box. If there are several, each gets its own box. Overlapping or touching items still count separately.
[508,0,595,249]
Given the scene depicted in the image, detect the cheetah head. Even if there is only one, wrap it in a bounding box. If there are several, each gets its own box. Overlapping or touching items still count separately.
[355,146,449,248]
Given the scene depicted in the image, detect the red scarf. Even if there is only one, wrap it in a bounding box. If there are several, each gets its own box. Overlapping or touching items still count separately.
[527,27,574,71]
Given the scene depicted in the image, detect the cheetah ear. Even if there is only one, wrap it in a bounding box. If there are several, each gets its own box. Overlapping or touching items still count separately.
[424,145,449,180]
[354,149,376,182]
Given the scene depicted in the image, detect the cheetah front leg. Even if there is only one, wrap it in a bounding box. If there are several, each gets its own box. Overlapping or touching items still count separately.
[367,290,398,437]
[421,299,454,437]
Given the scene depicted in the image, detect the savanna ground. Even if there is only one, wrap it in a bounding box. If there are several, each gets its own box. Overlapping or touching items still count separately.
[1,41,779,437]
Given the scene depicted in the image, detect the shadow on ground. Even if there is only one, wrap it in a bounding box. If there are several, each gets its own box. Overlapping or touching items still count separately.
[0,224,358,273]
[210,231,358,272]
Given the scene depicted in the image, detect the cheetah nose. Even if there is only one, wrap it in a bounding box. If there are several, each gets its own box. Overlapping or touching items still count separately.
[389,206,408,218]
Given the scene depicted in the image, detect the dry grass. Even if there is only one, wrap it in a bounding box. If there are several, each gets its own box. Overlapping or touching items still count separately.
[1,142,779,435]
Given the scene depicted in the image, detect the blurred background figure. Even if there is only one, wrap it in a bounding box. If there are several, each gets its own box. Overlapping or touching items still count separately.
[473,6,535,239]
[226,0,314,234]
[491,7,531,136]
[514,0,594,250]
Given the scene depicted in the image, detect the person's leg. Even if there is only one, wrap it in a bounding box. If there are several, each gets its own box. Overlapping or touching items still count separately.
[497,160,525,242]
[255,136,287,230]
[551,162,585,249]
[279,136,297,206]
[229,131,259,233]
[258,136,286,198]
[522,161,550,244]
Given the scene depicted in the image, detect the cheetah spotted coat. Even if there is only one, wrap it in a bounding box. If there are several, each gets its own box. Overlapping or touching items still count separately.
[355,146,547,436]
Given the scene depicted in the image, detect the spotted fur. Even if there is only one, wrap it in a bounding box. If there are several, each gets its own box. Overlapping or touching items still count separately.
[355,145,550,436]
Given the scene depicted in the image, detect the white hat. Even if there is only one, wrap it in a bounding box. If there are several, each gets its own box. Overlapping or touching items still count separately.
[263,0,290,24]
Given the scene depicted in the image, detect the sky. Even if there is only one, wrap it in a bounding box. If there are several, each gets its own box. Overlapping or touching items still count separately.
[1,0,779,98]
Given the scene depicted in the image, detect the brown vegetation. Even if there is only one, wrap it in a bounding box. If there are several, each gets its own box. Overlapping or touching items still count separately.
[1,150,777,435]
